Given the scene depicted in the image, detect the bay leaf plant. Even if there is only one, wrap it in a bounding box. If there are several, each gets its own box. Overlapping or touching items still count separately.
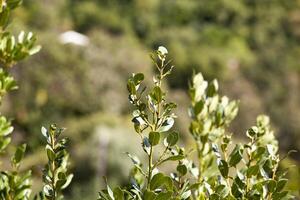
[0,1,72,200]
[98,46,294,200]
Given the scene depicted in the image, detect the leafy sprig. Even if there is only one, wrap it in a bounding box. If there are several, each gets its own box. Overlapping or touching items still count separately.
[41,124,73,200]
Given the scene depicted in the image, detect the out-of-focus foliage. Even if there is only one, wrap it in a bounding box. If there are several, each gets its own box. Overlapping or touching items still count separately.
[188,71,292,199]
[0,31,40,67]
[189,72,239,184]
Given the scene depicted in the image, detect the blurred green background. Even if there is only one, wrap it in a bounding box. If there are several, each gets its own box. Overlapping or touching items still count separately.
[2,0,300,199]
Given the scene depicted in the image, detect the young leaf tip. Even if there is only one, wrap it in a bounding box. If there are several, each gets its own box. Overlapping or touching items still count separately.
[158,46,168,55]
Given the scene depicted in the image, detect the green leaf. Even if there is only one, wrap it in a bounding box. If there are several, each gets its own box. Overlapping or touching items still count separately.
[0,137,11,152]
[166,131,179,146]
[150,173,165,190]
[231,182,243,198]
[150,86,163,103]
[207,79,218,97]
[247,165,259,177]
[210,194,220,200]
[127,80,136,94]
[149,131,160,146]
[61,174,73,189]
[113,187,124,200]
[267,180,277,193]
[0,9,9,27]
[164,102,177,113]
[155,191,172,200]
[133,73,144,85]
[194,100,204,116]
[275,179,288,192]
[6,0,22,10]
[163,176,173,190]
[56,179,67,190]
[12,143,26,167]
[216,106,224,126]
[160,155,184,165]
[144,190,156,200]
[272,191,289,200]
[217,159,229,178]
[46,145,55,161]
[150,173,173,191]
[231,172,246,198]
[229,144,243,167]
[215,184,229,198]
[253,147,266,159]
[177,164,188,176]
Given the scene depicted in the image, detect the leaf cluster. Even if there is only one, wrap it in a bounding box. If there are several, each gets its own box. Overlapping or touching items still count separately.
[0,31,41,67]
[0,144,31,200]
[40,125,73,200]
[0,2,74,200]
[211,115,291,199]
[99,47,294,200]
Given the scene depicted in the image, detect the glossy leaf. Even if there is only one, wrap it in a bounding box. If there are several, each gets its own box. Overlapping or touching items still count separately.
[149,131,160,146]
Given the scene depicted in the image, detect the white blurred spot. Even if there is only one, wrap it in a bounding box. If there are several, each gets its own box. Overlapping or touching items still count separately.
[58,31,89,46]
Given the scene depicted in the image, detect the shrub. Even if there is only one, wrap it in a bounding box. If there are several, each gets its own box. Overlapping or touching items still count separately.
[0,1,295,200]
[0,1,71,200]
[98,46,294,200]
[0,0,40,199]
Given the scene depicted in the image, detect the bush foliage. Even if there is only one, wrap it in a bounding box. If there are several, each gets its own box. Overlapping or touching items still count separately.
[97,47,294,200]
[0,1,71,199]
[0,1,296,200]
